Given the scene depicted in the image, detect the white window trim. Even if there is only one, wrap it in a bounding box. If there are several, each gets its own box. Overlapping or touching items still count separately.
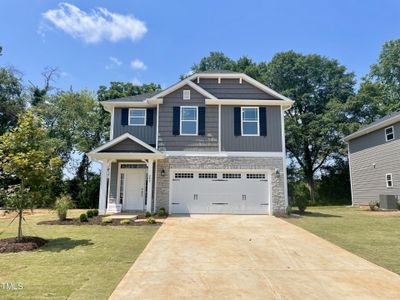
[128,108,146,126]
[241,107,260,136]
[183,90,191,100]
[180,106,198,136]
[385,126,395,142]
[386,173,393,188]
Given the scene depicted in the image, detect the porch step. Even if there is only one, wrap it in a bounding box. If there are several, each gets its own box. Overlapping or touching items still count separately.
[107,214,138,220]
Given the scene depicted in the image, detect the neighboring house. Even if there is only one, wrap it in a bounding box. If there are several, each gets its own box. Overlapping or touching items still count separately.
[88,71,293,215]
[344,111,400,205]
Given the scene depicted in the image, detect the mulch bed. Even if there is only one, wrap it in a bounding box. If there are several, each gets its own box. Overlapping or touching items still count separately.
[37,215,166,226]
[0,236,47,253]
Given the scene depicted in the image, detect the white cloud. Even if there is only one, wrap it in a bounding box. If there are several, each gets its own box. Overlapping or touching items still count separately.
[41,3,147,43]
[131,77,142,86]
[130,59,147,70]
[105,56,122,69]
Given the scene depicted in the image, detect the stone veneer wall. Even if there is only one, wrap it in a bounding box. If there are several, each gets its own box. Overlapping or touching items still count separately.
[154,156,286,215]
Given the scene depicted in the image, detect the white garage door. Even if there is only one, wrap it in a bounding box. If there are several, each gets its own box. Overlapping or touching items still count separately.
[170,170,270,214]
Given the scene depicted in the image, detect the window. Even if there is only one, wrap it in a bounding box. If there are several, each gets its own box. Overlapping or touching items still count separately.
[129,109,146,126]
[121,164,146,169]
[175,173,194,179]
[223,173,241,179]
[247,174,265,179]
[241,107,259,136]
[180,106,198,135]
[119,173,125,203]
[183,90,191,100]
[199,173,217,179]
[386,173,393,188]
[385,126,395,141]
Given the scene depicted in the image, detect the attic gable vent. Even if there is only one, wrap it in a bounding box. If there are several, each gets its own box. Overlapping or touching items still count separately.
[183,90,191,100]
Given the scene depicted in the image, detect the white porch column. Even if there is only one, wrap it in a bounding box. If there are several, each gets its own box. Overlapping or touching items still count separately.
[98,160,109,215]
[146,159,154,213]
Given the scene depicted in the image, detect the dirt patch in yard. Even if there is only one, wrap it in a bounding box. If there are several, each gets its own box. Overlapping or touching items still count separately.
[0,236,47,253]
[37,215,166,226]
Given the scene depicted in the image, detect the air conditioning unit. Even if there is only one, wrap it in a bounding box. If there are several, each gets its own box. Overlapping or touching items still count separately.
[379,195,398,209]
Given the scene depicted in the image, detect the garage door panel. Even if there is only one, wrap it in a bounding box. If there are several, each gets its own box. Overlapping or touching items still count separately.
[171,171,270,214]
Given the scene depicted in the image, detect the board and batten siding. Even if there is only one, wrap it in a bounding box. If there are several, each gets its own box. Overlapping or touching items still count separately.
[221,105,282,152]
[196,78,277,99]
[349,122,400,204]
[113,108,157,146]
[157,85,218,151]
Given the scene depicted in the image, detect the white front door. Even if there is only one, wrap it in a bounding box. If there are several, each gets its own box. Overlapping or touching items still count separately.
[120,168,146,211]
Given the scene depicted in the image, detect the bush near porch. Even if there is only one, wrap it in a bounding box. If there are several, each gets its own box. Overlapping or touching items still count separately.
[285,206,400,275]
[0,209,158,299]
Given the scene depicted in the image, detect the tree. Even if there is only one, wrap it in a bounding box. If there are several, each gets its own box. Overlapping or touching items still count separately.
[0,67,25,135]
[0,111,61,241]
[347,39,400,126]
[263,51,355,203]
[29,67,59,106]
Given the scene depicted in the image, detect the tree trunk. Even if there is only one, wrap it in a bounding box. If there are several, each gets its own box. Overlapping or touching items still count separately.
[306,176,316,204]
[17,209,23,242]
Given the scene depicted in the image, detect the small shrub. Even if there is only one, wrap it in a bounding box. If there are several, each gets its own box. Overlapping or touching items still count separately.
[397,200,400,210]
[120,219,130,225]
[157,208,166,217]
[147,217,156,224]
[54,194,74,221]
[145,211,151,218]
[369,200,378,211]
[86,210,94,218]
[92,209,99,216]
[102,217,113,223]
[286,206,292,216]
[79,213,88,222]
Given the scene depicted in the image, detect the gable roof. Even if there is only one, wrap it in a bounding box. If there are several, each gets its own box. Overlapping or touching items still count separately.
[101,91,160,103]
[344,111,400,142]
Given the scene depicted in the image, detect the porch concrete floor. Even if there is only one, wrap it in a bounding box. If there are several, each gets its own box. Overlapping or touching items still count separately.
[109,215,400,299]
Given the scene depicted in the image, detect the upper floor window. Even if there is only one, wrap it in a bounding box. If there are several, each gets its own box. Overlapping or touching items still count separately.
[129,109,146,126]
[386,173,393,188]
[180,106,198,135]
[385,126,395,141]
[241,107,259,136]
[183,90,191,100]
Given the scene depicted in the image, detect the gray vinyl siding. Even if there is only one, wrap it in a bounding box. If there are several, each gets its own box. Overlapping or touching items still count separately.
[113,108,157,145]
[196,78,278,99]
[349,122,400,204]
[158,85,218,151]
[221,105,282,152]
[101,139,151,153]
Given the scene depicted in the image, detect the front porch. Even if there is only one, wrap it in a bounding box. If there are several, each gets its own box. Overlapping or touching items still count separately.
[87,133,165,215]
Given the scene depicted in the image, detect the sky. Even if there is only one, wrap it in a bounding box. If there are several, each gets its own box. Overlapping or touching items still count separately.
[0,0,399,93]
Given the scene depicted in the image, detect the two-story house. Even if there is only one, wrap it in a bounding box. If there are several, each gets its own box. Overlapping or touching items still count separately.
[88,71,293,215]
[344,111,400,205]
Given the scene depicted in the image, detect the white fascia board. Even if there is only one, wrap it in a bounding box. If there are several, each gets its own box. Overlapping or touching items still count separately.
[344,115,400,142]
[148,79,217,100]
[205,98,293,109]
[165,151,285,157]
[88,152,166,160]
[188,73,294,103]
[100,98,163,112]
[89,132,162,154]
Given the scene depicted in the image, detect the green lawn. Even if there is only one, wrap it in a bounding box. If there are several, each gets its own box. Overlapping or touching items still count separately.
[0,210,158,300]
[286,206,400,274]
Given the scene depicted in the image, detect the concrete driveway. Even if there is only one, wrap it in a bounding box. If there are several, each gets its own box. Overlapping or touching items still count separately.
[110,215,400,299]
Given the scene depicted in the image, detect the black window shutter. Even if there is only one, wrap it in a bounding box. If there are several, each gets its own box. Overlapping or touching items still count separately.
[198,107,206,135]
[259,107,267,136]
[234,107,241,136]
[173,107,180,135]
[146,108,154,126]
[121,108,128,125]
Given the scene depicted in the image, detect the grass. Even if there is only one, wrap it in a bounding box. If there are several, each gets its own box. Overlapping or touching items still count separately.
[0,209,158,299]
[286,206,400,274]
